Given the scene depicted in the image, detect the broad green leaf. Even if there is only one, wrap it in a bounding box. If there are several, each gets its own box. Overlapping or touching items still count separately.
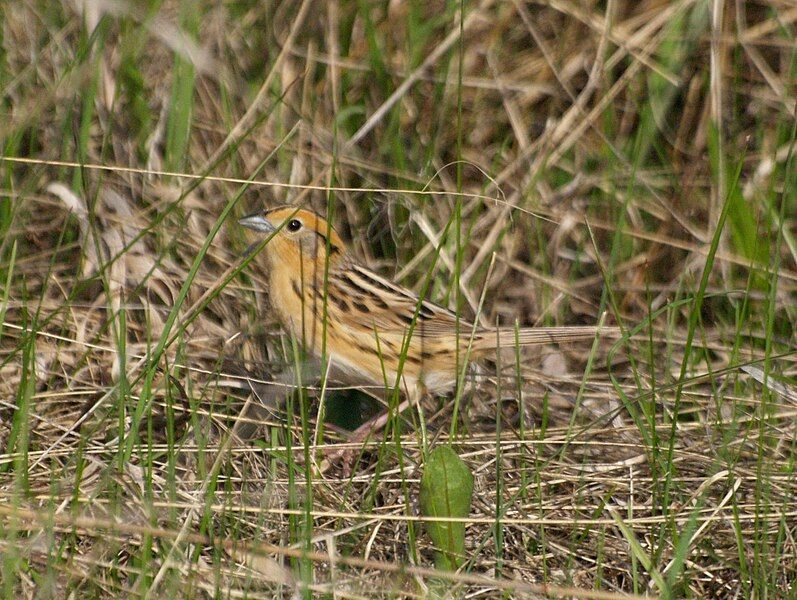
[419,446,474,571]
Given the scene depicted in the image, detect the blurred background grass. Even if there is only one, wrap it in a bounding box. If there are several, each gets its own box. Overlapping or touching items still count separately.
[1,0,796,597]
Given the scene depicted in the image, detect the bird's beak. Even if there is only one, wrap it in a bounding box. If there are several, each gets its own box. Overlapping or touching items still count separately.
[238,213,276,233]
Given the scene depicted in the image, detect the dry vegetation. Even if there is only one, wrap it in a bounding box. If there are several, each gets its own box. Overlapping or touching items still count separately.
[1,0,796,597]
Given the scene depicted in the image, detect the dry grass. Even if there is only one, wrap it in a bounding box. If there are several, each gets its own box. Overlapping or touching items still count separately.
[1,0,796,597]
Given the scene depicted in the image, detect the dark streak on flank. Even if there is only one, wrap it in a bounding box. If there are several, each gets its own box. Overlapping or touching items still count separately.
[330,294,350,312]
[311,289,323,315]
[291,280,301,298]
[353,301,369,313]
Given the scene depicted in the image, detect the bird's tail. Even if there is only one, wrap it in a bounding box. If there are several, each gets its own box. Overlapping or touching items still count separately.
[472,325,619,352]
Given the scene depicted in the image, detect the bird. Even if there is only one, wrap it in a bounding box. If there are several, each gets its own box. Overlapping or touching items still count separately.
[239,206,616,407]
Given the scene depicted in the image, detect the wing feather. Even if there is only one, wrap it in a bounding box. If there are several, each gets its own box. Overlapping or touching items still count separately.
[331,263,618,348]
[332,264,464,335]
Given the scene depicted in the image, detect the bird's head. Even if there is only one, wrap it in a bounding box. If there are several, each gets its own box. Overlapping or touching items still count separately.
[239,206,347,274]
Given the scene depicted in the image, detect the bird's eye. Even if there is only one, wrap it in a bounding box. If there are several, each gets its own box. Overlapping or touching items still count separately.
[287,219,302,232]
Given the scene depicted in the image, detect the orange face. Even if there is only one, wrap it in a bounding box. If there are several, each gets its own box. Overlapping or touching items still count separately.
[239,206,346,274]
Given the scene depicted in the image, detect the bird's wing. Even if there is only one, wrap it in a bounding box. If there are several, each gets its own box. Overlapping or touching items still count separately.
[330,264,618,347]
[330,264,470,336]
